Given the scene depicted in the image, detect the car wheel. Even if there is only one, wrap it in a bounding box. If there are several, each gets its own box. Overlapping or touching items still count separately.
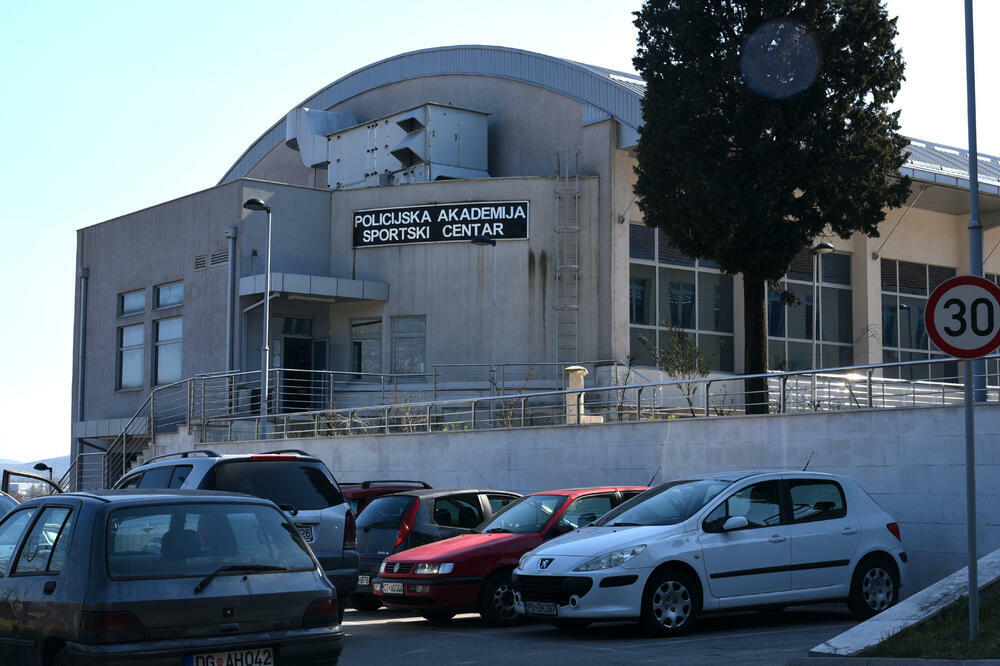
[351,594,382,612]
[640,569,699,637]
[848,555,898,619]
[478,571,521,626]
[551,619,591,633]
[51,648,70,666]
[422,610,456,624]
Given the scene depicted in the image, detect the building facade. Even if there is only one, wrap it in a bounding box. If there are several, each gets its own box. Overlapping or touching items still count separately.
[71,45,1000,457]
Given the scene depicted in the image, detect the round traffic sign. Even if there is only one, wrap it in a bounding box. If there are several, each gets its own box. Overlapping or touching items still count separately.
[926,275,1000,358]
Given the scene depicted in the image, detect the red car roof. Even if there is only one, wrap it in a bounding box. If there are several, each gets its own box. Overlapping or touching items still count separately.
[526,486,650,498]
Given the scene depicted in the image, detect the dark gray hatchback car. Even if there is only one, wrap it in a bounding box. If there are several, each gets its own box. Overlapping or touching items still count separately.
[0,489,344,665]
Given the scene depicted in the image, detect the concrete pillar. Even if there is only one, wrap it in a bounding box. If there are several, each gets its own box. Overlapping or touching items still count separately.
[564,365,603,424]
[854,234,883,366]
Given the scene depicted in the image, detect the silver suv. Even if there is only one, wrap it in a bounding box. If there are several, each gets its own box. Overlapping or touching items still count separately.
[115,449,358,611]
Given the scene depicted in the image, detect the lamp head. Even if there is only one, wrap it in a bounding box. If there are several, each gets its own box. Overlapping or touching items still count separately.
[33,462,51,472]
[243,197,271,213]
[812,242,835,255]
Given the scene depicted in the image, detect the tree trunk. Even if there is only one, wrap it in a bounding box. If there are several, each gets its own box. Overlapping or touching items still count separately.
[743,276,769,414]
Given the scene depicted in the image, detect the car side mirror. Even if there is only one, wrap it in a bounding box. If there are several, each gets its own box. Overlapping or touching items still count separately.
[722,516,749,531]
[547,523,573,539]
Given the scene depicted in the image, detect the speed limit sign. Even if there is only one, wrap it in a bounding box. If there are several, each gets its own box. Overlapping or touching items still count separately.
[926,275,1000,358]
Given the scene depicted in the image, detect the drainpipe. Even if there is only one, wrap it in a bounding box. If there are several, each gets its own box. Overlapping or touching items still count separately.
[76,267,90,421]
[225,226,238,371]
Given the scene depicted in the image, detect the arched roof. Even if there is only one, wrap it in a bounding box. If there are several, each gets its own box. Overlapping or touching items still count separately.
[219,45,645,184]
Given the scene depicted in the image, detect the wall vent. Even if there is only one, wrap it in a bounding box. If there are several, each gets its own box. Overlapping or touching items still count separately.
[194,255,207,271]
[210,249,229,266]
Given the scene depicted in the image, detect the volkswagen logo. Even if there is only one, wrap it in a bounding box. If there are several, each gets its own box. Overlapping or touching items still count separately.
[539,558,554,570]
[393,563,401,573]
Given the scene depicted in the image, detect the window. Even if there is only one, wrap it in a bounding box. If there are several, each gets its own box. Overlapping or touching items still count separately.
[15,507,73,574]
[788,480,846,523]
[0,509,37,574]
[880,259,958,380]
[392,316,425,375]
[768,250,853,371]
[628,226,735,372]
[118,323,144,389]
[556,494,614,531]
[106,504,314,580]
[432,495,483,528]
[281,317,312,337]
[134,465,192,489]
[351,319,382,375]
[155,281,183,308]
[154,317,182,385]
[486,494,516,513]
[703,481,782,532]
[118,289,145,316]
[198,460,344,510]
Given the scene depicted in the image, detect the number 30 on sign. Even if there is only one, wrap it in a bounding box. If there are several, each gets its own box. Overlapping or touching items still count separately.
[926,275,1000,359]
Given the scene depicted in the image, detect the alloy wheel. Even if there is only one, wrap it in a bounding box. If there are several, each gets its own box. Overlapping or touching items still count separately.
[651,580,691,629]
[491,581,518,619]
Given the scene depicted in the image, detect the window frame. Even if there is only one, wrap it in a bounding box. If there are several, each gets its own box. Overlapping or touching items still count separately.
[153,316,183,386]
[786,479,848,524]
[0,507,39,577]
[351,318,383,376]
[154,281,184,309]
[118,289,146,316]
[117,322,145,390]
[12,506,76,577]
[391,315,426,376]
[628,225,736,372]
[701,480,784,533]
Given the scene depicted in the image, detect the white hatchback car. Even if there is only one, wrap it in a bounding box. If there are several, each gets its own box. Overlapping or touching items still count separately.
[513,471,906,636]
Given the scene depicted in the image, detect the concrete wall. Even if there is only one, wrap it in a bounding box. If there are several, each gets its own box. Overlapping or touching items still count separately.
[152,404,1000,596]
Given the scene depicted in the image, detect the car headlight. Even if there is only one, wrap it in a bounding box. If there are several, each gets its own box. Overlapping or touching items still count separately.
[518,554,531,570]
[413,562,454,575]
[573,545,646,572]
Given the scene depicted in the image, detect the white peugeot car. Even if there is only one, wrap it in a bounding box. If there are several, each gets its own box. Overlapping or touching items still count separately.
[513,471,906,636]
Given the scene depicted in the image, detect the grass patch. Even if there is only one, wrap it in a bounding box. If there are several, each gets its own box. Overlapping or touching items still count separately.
[862,581,1000,659]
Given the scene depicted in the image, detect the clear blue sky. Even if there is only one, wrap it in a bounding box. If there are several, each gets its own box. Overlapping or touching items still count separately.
[0,0,995,461]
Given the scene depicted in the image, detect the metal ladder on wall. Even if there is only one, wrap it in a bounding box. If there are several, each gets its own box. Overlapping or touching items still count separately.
[554,150,581,364]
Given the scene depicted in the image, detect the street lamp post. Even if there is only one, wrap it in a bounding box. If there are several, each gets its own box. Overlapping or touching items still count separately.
[33,462,53,481]
[811,242,835,370]
[243,197,273,417]
[471,236,497,395]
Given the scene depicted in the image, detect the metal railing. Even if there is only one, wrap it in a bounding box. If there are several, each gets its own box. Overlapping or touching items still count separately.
[196,356,996,443]
[59,452,106,492]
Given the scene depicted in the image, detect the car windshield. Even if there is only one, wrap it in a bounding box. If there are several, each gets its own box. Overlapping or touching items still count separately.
[595,479,733,527]
[106,502,315,580]
[199,460,344,511]
[355,496,415,531]
[476,494,565,534]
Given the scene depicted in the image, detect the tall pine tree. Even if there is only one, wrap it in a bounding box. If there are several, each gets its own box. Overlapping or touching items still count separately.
[633,1,910,412]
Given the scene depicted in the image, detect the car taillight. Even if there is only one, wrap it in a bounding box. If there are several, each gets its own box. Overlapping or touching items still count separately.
[395,498,420,548]
[79,611,146,643]
[303,597,340,628]
[344,510,357,551]
[887,522,901,541]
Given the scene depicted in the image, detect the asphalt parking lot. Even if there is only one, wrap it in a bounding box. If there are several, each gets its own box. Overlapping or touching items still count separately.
[339,604,857,665]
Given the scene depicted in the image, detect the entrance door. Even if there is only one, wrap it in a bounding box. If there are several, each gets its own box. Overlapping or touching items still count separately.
[282,337,312,412]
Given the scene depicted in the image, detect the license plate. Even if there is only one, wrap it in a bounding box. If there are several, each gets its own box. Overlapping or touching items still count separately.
[297,524,314,542]
[184,647,273,666]
[381,581,404,595]
[358,574,370,586]
[524,601,558,617]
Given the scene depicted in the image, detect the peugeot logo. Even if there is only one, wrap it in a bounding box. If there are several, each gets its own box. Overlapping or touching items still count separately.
[539,558,554,570]
[393,563,401,573]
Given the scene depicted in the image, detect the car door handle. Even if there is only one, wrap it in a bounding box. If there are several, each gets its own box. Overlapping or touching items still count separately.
[768,534,786,543]
[841,527,858,535]
[43,581,56,595]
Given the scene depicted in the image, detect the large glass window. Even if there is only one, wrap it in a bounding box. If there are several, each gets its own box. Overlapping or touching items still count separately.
[351,319,382,375]
[155,281,183,308]
[118,323,144,389]
[154,317,182,385]
[118,290,145,316]
[768,250,853,371]
[392,316,425,375]
[880,259,958,380]
[628,225,735,372]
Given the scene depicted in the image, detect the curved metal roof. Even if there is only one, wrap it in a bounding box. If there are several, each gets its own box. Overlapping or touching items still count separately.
[218,45,645,185]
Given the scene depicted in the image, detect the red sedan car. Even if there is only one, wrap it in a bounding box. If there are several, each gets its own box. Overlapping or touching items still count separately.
[372,486,649,625]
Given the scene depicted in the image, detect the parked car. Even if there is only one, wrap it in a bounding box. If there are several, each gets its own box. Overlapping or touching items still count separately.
[0,489,344,665]
[341,480,432,515]
[372,486,649,624]
[513,471,907,636]
[114,449,358,613]
[0,490,18,517]
[352,487,521,611]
